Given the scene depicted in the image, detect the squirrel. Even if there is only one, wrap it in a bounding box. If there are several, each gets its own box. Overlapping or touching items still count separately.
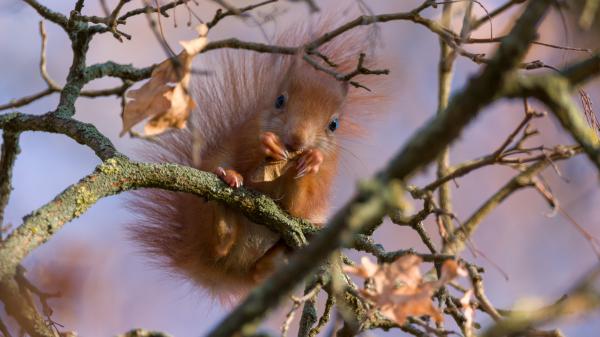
[128,18,385,299]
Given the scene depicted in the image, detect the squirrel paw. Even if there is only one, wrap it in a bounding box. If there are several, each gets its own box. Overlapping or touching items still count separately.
[215,167,244,188]
[295,149,323,179]
[260,132,288,161]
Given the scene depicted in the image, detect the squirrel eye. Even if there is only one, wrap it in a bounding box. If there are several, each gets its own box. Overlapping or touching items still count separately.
[328,117,339,132]
[274,94,286,109]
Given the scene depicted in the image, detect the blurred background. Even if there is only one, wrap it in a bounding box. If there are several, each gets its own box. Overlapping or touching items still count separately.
[0,0,599,336]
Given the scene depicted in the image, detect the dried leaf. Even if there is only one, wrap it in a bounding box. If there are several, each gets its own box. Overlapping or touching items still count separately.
[250,160,293,183]
[345,256,466,325]
[439,259,468,284]
[343,256,379,278]
[250,150,303,182]
[120,24,208,137]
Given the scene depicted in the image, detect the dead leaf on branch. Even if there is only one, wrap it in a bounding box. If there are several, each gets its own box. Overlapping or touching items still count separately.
[344,256,467,326]
[120,24,209,137]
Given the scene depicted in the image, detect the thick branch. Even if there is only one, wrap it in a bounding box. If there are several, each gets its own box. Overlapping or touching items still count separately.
[0,131,20,227]
[0,279,54,337]
[0,157,317,282]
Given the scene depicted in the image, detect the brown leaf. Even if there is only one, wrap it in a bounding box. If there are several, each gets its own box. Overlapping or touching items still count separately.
[120,24,208,137]
[343,256,379,278]
[345,256,466,326]
[250,150,303,182]
[439,259,468,284]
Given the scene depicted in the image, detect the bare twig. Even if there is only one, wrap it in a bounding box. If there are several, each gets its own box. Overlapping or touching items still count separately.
[466,264,501,321]
[282,285,322,337]
[0,88,55,112]
[443,151,580,255]
[471,0,526,31]
[465,36,592,52]
[206,0,277,29]
[308,294,334,337]
[436,0,457,245]
[38,21,60,90]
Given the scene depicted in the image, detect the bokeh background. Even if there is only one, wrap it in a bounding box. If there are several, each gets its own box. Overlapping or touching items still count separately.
[1,0,599,336]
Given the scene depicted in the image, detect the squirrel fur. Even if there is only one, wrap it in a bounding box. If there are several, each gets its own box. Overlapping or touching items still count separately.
[128,17,385,299]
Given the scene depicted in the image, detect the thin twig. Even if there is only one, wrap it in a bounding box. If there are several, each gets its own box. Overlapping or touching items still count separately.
[282,285,322,337]
[443,152,580,255]
[467,264,501,321]
[206,0,277,29]
[308,294,334,337]
[38,21,60,90]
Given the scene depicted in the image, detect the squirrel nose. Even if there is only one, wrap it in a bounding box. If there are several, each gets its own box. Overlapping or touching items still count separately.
[285,133,306,152]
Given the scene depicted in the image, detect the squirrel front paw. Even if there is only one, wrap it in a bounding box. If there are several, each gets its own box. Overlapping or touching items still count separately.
[215,167,244,188]
[260,132,288,161]
[295,149,323,179]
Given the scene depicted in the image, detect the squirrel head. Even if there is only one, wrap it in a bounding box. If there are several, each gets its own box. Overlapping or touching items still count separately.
[259,59,349,157]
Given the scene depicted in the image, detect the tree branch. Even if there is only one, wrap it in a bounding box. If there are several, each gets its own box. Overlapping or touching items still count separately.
[84,62,156,82]
[0,131,20,227]
[502,54,600,172]
[0,112,118,161]
[437,1,457,244]
[22,0,68,29]
[442,151,579,255]
[0,279,54,337]
[203,2,551,336]
[0,157,319,282]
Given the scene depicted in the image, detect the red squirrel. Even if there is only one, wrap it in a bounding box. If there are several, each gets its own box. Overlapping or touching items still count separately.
[128,19,384,298]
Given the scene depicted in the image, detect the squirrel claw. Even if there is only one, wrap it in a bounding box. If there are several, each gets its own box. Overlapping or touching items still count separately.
[215,166,244,188]
[295,149,323,179]
[260,132,288,161]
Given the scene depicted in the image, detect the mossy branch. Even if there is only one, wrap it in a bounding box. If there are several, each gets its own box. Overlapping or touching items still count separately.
[0,131,20,227]
[0,112,118,161]
[0,157,319,283]
[0,279,54,337]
